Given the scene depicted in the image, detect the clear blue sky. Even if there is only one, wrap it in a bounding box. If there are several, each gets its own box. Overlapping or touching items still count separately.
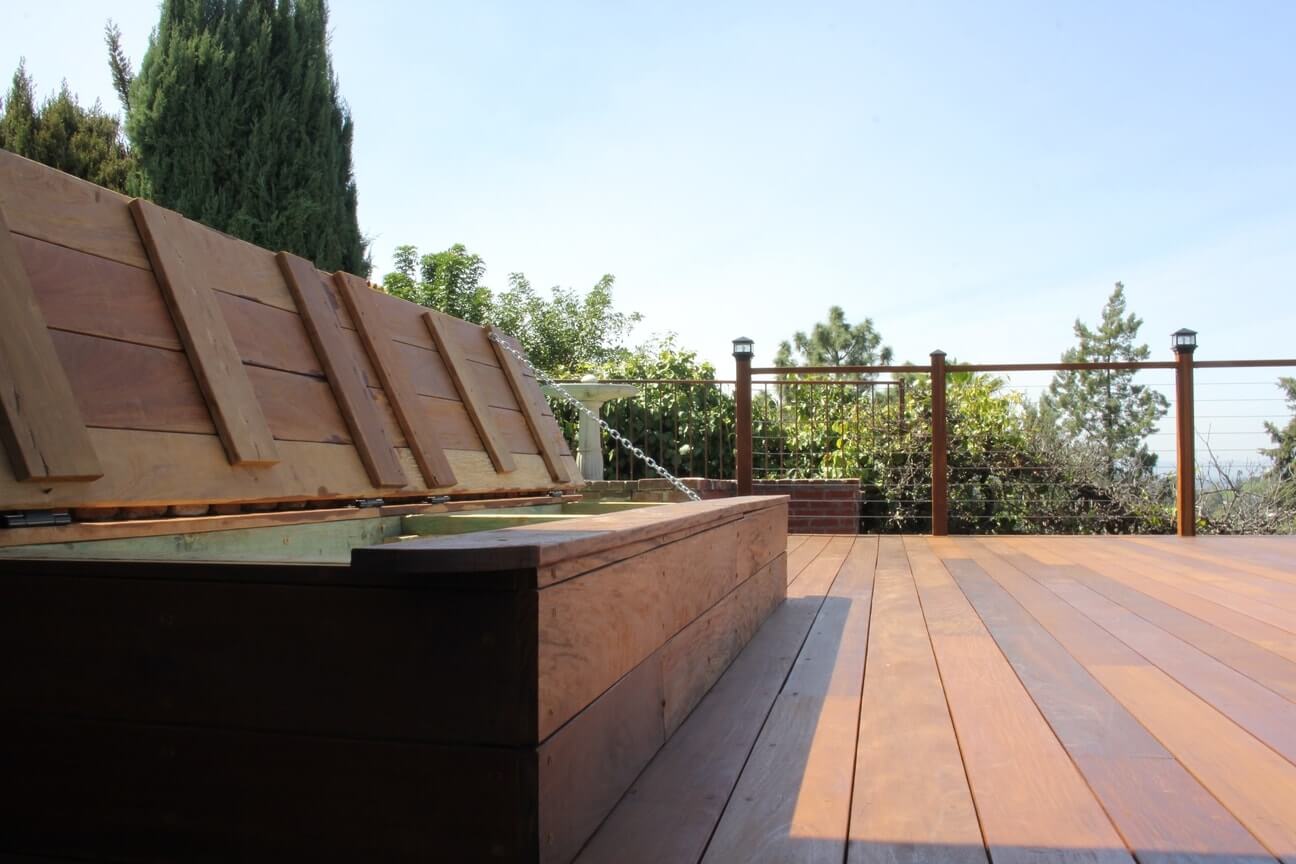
[4,1,1294,385]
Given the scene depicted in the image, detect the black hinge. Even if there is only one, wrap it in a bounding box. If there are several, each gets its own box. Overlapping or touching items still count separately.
[354,498,385,509]
[2,510,72,528]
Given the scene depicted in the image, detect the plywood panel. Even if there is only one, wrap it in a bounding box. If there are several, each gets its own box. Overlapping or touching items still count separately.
[488,325,573,483]
[279,253,405,488]
[425,309,515,474]
[130,199,279,467]
[0,149,149,269]
[336,272,455,488]
[0,210,102,482]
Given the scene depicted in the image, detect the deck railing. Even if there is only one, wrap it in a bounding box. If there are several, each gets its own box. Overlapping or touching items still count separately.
[552,342,1295,536]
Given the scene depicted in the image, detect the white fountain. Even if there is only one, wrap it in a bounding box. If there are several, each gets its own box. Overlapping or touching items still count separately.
[543,375,640,482]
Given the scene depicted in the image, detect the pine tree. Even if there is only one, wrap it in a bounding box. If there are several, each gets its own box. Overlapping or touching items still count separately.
[774,306,893,377]
[125,0,367,274]
[1043,282,1169,480]
[0,61,134,192]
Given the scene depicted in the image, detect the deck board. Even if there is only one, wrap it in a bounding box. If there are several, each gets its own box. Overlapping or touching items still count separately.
[580,535,1296,864]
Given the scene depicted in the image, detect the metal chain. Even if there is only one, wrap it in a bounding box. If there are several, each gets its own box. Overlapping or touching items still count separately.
[488,332,702,502]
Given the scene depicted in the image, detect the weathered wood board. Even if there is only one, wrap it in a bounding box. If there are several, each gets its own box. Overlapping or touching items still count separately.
[0,150,577,511]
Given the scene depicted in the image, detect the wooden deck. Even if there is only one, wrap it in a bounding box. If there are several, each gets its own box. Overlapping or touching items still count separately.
[577,534,1296,864]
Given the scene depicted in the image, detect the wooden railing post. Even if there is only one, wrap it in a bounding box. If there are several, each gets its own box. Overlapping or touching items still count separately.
[930,350,948,536]
[734,338,754,496]
[1173,331,1198,536]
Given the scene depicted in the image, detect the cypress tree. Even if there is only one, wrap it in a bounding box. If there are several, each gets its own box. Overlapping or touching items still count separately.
[0,61,134,193]
[127,0,367,274]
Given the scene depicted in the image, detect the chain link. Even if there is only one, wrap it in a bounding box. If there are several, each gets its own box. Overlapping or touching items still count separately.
[488,332,702,502]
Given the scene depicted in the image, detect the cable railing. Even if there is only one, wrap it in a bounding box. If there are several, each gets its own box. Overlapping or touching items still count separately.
[549,340,1296,535]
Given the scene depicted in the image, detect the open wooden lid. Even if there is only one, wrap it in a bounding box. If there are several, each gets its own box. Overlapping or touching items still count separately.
[0,151,578,512]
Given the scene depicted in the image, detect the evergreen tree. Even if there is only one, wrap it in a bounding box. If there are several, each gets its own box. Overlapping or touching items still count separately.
[125,0,367,274]
[0,61,135,192]
[774,306,893,378]
[1043,282,1169,480]
[1263,377,1296,487]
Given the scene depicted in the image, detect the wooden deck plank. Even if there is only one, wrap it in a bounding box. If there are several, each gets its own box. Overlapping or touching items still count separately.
[848,537,984,864]
[129,199,279,467]
[1131,537,1296,585]
[947,541,1274,864]
[1041,539,1296,666]
[575,539,852,864]
[0,208,102,482]
[906,537,1131,864]
[1099,540,1296,617]
[702,537,873,864]
[787,536,833,584]
[786,534,811,556]
[965,541,1296,863]
[1006,540,1296,704]
[1003,544,1296,766]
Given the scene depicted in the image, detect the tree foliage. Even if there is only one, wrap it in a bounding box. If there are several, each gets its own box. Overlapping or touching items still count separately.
[773,305,893,375]
[381,242,641,377]
[1264,377,1296,487]
[0,60,135,192]
[1043,282,1168,480]
[124,0,367,273]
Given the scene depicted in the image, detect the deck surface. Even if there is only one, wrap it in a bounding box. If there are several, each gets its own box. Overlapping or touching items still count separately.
[578,534,1296,864]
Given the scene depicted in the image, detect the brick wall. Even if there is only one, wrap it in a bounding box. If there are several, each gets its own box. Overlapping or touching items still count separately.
[752,479,860,534]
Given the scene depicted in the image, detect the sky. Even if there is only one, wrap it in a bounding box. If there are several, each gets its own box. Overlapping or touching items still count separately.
[3,0,1294,463]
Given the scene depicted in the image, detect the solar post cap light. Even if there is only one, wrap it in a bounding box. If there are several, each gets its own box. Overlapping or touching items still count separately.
[732,336,754,359]
[1172,328,1198,353]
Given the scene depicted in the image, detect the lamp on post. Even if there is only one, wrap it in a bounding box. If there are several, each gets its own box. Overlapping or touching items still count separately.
[733,337,754,497]
[1171,328,1197,536]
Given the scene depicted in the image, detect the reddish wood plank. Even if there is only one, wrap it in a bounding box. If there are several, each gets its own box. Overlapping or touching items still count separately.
[424,310,515,474]
[336,273,456,488]
[0,209,102,481]
[703,537,872,864]
[849,538,983,864]
[129,199,278,467]
[487,325,573,483]
[947,544,1272,864]
[907,537,1130,864]
[279,254,405,488]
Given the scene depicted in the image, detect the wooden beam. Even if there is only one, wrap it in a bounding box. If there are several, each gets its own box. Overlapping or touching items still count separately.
[424,310,515,474]
[278,253,406,488]
[334,272,456,488]
[487,325,573,484]
[0,207,102,481]
[129,199,279,467]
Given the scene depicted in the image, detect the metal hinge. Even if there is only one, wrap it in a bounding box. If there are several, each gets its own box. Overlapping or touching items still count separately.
[2,510,72,528]
[354,498,385,509]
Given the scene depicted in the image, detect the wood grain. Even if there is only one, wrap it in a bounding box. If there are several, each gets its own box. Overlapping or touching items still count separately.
[702,537,872,864]
[906,537,1130,864]
[279,253,405,488]
[849,538,984,864]
[0,149,150,269]
[425,309,516,474]
[129,199,279,467]
[488,325,574,483]
[336,272,456,487]
[0,209,102,481]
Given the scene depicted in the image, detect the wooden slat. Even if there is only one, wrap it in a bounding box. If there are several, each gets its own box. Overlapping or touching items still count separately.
[129,199,278,467]
[487,324,573,483]
[946,546,1273,864]
[335,273,455,488]
[787,535,832,584]
[424,310,515,474]
[278,254,405,488]
[703,537,871,864]
[849,538,984,864]
[0,208,102,481]
[906,537,1131,864]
